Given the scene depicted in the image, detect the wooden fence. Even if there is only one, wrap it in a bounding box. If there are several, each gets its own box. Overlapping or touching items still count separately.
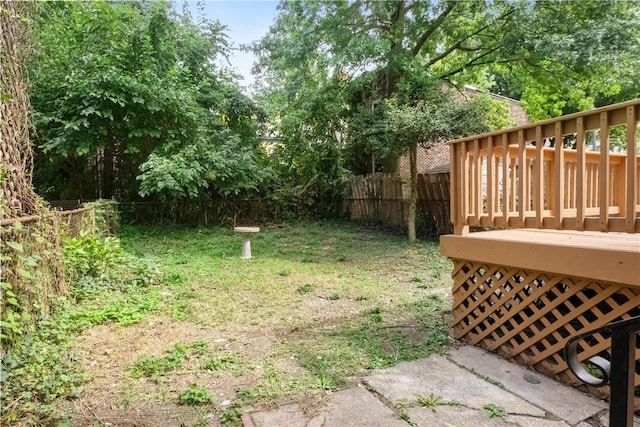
[418,173,452,235]
[346,172,452,235]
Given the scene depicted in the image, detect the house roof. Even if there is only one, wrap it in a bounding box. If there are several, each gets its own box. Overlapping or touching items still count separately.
[420,86,529,174]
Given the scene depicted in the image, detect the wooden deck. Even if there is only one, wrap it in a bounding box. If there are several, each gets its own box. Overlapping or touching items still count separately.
[441,229,640,287]
[440,99,640,402]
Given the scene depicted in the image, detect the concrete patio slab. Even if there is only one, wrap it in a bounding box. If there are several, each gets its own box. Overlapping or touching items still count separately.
[575,410,640,427]
[242,386,408,427]
[407,406,572,427]
[363,354,545,417]
[407,405,513,427]
[447,345,607,425]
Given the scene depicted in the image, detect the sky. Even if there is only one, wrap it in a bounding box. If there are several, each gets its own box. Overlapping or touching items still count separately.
[186,1,280,90]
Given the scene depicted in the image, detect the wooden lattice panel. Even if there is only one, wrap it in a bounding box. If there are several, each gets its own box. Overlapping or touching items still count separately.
[451,259,640,395]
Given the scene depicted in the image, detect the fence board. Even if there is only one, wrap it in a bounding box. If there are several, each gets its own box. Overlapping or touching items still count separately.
[347,173,452,235]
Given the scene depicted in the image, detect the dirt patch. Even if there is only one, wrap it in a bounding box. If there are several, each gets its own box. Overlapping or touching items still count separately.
[61,287,449,426]
[62,315,282,426]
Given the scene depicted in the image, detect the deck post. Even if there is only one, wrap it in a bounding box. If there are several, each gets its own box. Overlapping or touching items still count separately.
[626,105,638,233]
[576,117,586,231]
[599,112,610,231]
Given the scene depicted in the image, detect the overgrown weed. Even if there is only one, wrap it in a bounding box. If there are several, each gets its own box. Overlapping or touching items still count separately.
[1,228,163,425]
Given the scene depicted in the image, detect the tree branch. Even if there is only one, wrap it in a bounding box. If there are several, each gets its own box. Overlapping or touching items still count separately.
[425,42,461,68]
[458,43,484,52]
[422,6,515,67]
[411,2,456,56]
[437,44,502,79]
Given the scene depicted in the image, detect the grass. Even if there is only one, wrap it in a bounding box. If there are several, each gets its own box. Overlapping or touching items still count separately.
[56,221,454,423]
[128,343,189,378]
[119,221,451,326]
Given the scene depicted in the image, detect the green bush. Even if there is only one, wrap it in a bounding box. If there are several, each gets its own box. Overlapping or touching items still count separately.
[63,235,124,279]
[63,234,160,302]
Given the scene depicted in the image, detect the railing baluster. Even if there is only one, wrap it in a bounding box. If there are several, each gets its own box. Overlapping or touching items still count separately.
[608,324,636,427]
[460,142,469,234]
[599,112,610,231]
[487,136,495,226]
[576,117,586,231]
[518,130,526,227]
[511,157,517,216]
[555,122,565,229]
[535,126,544,227]
[473,139,482,225]
[626,105,638,233]
[502,133,510,227]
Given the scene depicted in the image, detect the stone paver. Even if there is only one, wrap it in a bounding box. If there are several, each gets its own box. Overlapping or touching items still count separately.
[576,411,640,427]
[447,345,607,425]
[242,402,308,427]
[240,345,621,427]
[407,407,572,427]
[407,405,513,427]
[242,386,408,427]
[364,354,545,417]
[504,415,571,427]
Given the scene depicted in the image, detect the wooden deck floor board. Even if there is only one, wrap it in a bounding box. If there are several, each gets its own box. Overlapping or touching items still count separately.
[440,229,640,287]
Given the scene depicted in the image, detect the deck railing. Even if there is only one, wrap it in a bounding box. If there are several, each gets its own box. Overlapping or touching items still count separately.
[449,99,640,234]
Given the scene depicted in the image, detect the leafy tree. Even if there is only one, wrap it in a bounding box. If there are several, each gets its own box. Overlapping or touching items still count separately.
[30,0,266,201]
[254,0,639,240]
[348,71,493,241]
[487,1,640,119]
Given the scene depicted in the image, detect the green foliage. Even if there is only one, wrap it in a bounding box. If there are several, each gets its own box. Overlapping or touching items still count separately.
[0,317,88,425]
[0,219,64,346]
[202,353,243,375]
[254,0,640,206]
[66,292,158,327]
[416,393,443,410]
[488,1,640,118]
[483,403,507,418]
[220,402,243,425]
[62,232,161,307]
[178,384,214,405]
[326,292,340,301]
[63,235,124,279]
[486,98,517,131]
[129,344,188,378]
[0,204,129,425]
[30,0,267,201]
[296,283,314,294]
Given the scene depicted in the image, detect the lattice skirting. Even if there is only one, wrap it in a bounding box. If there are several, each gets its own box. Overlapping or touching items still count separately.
[450,258,640,399]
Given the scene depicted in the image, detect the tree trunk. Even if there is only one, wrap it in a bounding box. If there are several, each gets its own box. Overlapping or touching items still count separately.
[102,142,115,199]
[407,141,417,243]
[0,0,42,216]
